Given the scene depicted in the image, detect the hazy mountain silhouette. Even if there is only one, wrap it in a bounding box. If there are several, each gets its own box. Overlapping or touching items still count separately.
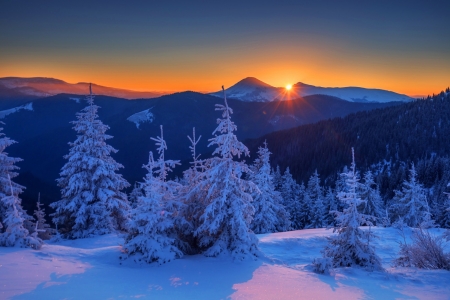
[0,77,165,100]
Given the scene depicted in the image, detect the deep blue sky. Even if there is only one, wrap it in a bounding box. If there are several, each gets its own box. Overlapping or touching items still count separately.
[1,0,449,95]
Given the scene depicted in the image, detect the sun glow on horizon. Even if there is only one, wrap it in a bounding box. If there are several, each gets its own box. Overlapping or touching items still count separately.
[286,84,292,91]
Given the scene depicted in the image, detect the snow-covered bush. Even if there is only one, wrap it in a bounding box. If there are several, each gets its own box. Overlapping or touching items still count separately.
[312,257,332,274]
[51,85,131,239]
[123,126,183,264]
[393,227,450,270]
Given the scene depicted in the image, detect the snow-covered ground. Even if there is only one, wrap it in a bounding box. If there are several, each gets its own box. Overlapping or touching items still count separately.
[1,227,449,299]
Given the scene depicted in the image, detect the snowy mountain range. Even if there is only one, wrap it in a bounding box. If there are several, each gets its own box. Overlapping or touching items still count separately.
[1,76,413,104]
[0,77,164,100]
[210,77,414,103]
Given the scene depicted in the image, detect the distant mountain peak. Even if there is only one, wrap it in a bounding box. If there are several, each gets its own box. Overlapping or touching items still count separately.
[210,77,414,103]
[232,77,274,89]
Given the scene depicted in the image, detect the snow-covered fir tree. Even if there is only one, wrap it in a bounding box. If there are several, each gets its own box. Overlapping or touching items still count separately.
[188,86,259,259]
[272,165,283,191]
[324,187,337,227]
[390,163,433,228]
[178,128,206,251]
[124,126,183,264]
[51,85,131,239]
[1,175,42,249]
[128,182,144,209]
[316,148,382,272]
[306,170,325,229]
[34,194,52,240]
[0,125,41,249]
[280,167,302,229]
[359,170,385,225]
[298,183,313,229]
[441,188,450,229]
[249,141,290,234]
[444,185,450,240]
[183,127,203,186]
[335,166,349,212]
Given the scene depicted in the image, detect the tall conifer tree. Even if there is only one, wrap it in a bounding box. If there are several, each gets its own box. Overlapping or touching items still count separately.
[124,126,183,264]
[317,148,382,271]
[51,85,130,238]
[250,141,290,233]
[188,86,259,259]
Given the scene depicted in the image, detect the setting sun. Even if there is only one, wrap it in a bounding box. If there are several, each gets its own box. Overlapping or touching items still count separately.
[286,84,292,90]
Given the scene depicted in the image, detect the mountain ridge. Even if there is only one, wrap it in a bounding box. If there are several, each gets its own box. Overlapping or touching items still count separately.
[0,77,165,100]
[1,76,413,104]
[211,78,414,103]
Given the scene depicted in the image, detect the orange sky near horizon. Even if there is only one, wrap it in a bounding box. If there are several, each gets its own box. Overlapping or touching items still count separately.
[2,52,448,97]
[1,2,449,97]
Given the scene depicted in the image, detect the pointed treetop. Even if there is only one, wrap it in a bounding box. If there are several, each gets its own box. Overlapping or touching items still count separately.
[150,125,167,160]
[86,83,95,106]
[188,127,201,162]
[221,85,231,120]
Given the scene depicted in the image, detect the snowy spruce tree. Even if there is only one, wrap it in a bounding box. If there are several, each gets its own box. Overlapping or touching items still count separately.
[249,141,290,234]
[1,175,42,249]
[391,163,433,228]
[324,187,337,227]
[272,165,283,191]
[0,125,41,249]
[123,126,183,264]
[178,128,206,250]
[187,86,259,259]
[335,166,349,212]
[306,170,325,229]
[442,186,450,229]
[128,182,144,209]
[183,127,203,186]
[280,167,302,229]
[51,85,130,239]
[359,170,385,225]
[314,148,382,273]
[34,194,52,240]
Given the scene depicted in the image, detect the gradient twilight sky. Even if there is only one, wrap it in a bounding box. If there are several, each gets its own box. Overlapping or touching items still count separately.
[1,0,449,96]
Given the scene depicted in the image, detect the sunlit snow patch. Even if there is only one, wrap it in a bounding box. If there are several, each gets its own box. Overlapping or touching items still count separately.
[0,102,33,119]
[127,108,154,129]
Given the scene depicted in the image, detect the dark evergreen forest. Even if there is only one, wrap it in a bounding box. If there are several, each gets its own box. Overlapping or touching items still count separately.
[246,88,450,226]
